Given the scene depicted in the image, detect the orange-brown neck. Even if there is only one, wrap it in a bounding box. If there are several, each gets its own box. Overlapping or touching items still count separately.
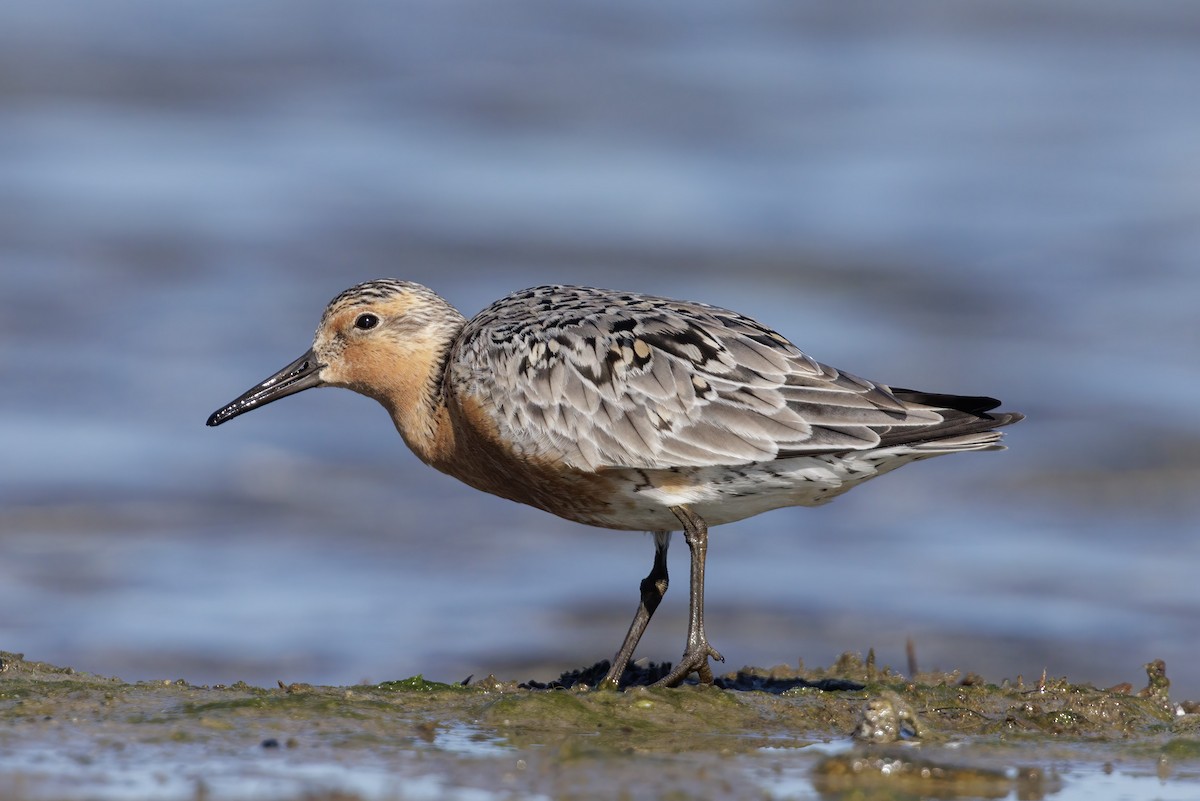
[364,344,455,466]
[315,331,456,466]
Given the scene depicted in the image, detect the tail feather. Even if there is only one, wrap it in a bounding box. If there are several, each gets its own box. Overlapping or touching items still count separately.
[908,430,1006,453]
[873,387,1023,451]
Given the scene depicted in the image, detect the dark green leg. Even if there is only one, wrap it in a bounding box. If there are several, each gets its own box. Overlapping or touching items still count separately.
[599,531,670,690]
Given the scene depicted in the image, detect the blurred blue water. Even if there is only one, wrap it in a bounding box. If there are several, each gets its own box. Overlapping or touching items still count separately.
[2,0,1199,699]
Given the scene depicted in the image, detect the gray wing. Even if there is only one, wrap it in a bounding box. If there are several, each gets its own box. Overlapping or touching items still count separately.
[449,285,950,471]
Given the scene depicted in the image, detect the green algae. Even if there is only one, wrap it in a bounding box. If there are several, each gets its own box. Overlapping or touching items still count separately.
[376,674,469,693]
[0,649,1186,745]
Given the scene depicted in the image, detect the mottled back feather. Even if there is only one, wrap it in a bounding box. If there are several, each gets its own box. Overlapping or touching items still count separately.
[448,285,1020,471]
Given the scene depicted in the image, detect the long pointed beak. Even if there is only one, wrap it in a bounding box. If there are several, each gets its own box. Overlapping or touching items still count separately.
[206,349,326,427]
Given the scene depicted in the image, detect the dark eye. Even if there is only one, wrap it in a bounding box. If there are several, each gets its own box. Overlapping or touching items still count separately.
[354,313,379,330]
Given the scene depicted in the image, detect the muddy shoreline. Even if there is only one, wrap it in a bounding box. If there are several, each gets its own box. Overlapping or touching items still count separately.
[3,650,1200,799]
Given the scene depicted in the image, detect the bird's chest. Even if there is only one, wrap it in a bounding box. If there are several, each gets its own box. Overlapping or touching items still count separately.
[428,395,621,523]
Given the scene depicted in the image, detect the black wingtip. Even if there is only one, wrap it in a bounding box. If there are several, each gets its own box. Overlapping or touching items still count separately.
[889,388,1003,416]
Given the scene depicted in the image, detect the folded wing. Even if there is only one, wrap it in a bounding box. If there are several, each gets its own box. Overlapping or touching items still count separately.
[451,286,1015,471]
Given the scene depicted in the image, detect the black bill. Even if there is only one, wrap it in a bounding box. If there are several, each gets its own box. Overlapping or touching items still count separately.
[206,349,325,427]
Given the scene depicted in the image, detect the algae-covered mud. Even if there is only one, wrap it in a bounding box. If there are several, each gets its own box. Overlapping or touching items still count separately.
[3,651,1200,800]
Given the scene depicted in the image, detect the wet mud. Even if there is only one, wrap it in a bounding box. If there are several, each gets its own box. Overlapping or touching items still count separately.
[2,650,1200,800]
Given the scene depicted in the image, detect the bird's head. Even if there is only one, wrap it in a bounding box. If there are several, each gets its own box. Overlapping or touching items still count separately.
[206,280,465,428]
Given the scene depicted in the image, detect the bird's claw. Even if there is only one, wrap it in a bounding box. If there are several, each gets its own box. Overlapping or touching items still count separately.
[653,643,725,688]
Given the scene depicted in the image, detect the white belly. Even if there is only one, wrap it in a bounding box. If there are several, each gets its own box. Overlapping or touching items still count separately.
[584,448,934,531]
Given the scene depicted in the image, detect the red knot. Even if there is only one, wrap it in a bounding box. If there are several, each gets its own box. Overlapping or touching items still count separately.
[208,281,1022,688]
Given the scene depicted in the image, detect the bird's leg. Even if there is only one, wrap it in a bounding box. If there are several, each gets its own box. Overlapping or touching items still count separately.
[599,531,671,690]
[654,505,724,687]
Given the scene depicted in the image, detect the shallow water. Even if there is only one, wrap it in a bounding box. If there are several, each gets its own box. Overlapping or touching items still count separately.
[0,724,1195,800]
[2,0,1199,725]
[7,739,1200,801]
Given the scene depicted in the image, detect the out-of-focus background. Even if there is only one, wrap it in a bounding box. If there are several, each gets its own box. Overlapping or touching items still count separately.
[2,1,1198,697]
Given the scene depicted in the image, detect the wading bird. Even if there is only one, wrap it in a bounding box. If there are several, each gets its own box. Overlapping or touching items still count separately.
[208,281,1022,688]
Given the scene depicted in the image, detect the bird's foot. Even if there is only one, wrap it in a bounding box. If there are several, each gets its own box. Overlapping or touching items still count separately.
[597,667,623,691]
[652,642,725,688]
